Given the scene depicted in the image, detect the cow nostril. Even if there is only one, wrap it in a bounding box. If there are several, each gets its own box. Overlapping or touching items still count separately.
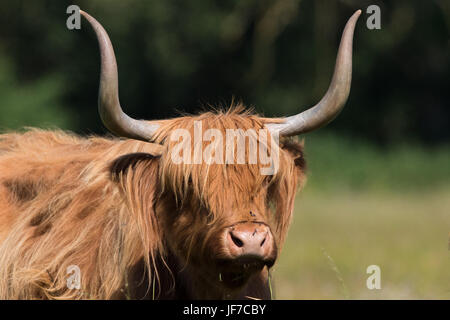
[230,232,244,248]
[260,233,267,247]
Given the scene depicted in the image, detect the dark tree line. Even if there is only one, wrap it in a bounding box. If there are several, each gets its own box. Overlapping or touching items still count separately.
[0,0,448,145]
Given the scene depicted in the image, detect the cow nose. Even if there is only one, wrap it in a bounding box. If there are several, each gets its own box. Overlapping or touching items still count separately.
[226,222,274,262]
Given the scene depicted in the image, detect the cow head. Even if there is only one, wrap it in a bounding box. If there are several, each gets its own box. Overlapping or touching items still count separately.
[81,10,360,295]
[150,111,306,291]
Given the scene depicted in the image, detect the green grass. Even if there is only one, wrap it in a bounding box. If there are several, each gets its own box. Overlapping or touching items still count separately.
[274,134,450,299]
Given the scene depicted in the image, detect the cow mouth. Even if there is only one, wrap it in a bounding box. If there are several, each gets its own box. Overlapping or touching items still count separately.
[216,256,274,289]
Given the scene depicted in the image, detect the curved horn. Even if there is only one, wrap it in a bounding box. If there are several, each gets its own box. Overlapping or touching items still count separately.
[80,10,159,141]
[267,10,361,137]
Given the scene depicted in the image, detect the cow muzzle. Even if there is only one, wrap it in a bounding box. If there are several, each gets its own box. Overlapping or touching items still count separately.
[217,222,277,289]
[227,222,275,262]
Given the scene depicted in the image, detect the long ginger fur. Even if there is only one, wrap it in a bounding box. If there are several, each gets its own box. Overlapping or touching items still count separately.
[0,107,306,299]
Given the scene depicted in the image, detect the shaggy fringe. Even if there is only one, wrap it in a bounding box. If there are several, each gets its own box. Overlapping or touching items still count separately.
[153,106,305,248]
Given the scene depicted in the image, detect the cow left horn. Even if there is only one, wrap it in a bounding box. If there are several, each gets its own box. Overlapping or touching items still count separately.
[266,10,361,137]
[80,10,160,141]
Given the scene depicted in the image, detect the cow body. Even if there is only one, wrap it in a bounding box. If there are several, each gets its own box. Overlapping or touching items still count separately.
[0,9,360,299]
[0,110,305,299]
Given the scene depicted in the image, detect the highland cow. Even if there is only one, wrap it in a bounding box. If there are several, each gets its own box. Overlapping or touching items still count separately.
[0,10,360,299]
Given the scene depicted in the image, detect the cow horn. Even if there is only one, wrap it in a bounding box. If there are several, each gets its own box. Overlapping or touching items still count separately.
[267,10,361,137]
[80,10,160,141]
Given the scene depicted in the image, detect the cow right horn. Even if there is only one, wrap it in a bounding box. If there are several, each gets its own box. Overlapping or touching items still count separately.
[81,10,160,141]
[266,10,361,137]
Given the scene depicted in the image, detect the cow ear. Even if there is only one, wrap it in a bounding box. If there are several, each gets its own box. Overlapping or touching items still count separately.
[110,152,160,181]
[280,138,306,171]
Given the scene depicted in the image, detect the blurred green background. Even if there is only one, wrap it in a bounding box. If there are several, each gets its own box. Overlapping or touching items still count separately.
[0,0,448,299]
